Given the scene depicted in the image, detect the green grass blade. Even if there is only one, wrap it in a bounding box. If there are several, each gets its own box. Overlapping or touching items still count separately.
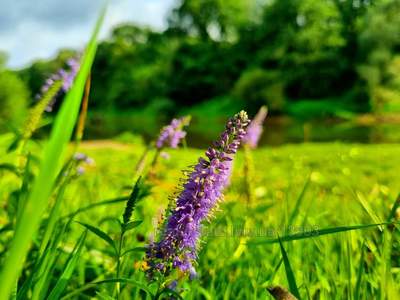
[288,175,311,227]
[249,222,397,245]
[355,191,383,231]
[387,193,400,222]
[37,178,68,258]
[0,6,106,298]
[278,238,301,299]
[47,231,87,300]
[76,222,116,253]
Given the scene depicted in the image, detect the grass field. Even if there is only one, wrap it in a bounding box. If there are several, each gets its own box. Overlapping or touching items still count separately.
[1,137,399,299]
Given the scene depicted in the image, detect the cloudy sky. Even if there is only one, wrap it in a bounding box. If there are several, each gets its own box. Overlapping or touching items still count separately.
[0,0,176,69]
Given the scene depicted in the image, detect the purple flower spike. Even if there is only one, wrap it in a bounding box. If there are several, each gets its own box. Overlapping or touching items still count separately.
[146,111,250,278]
[37,57,81,112]
[156,116,191,149]
[242,106,268,149]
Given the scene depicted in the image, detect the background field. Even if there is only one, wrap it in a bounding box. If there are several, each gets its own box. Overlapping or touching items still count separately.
[2,134,399,298]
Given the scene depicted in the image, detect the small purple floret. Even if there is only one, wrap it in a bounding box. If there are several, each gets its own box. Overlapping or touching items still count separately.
[146,111,250,278]
[242,106,268,149]
[155,116,190,149]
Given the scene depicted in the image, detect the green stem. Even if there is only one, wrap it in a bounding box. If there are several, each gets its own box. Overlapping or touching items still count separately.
[148,148,161,178]
[115,230,125,299]
[133,145,152,179]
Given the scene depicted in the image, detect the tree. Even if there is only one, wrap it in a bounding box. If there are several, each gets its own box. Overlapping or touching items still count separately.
[168,0,257,41]
[357,0,400,113]
[0,66,29,130]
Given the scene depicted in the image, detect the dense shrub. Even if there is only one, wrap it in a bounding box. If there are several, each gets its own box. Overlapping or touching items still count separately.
[233,68,284,114]
[0,70,29,130]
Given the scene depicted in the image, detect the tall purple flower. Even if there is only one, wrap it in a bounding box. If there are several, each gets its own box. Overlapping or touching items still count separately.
[242,106,268,149]
[37,57,81,112]
[156,116,191,149]
[146,111,250,278]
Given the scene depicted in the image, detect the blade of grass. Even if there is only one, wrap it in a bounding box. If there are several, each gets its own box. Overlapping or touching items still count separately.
[288,174,311,227]
[355,191,383,231]
[0,6,106,298]
[47,231,87,300]
[387,193,400,222]
[278,237,301,299]
[61,196,129,219]
[354,241,365,300]
[248,221,397,245]
[76,222,116,253]
[37,175,69,258]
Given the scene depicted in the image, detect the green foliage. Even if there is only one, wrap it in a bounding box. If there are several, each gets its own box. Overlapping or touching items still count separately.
[1,130,400,298]
[167,40,242,106]
[233,68,285,113]
[168,0,257,40]
[0,70,29,129]
[0,6,106,298]
[11,0,400,119]
[357,0,400,113]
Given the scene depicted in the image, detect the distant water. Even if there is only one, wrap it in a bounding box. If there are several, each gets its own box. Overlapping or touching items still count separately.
[85,114,400,148]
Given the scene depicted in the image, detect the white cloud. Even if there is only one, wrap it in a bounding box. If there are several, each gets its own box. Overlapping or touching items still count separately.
[0,0,176,68]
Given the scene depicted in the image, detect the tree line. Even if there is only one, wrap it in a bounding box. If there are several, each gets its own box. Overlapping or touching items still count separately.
[2,0,400,126]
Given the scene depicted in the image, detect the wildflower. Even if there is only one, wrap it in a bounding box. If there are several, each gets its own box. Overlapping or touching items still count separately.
[160,151,171,160]
[156,116,191,149]
[76,166,85,176]
[242,106,268,149]
[146,111,250,278]
[37,57,81,112]
[73,152,95,165]
[71,152,95,177]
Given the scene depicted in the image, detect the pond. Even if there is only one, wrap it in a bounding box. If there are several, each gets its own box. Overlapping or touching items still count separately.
[84,113,400,148]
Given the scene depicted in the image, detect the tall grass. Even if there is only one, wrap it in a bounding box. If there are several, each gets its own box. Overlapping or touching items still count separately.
[0,6,106,298]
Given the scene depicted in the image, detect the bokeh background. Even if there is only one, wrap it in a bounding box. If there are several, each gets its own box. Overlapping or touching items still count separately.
[1,0,400,146]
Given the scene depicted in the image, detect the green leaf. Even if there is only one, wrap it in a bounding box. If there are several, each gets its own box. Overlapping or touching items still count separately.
[76,222,116,253]
[62,196,129,219]
[249,222,397,245]
[0,6,107,299]
[123,220,143,232]
[121,247,147,257]
[278,237,301,299]
[0,163,20,176]
[47,231,87,300]
[6,135,21,153]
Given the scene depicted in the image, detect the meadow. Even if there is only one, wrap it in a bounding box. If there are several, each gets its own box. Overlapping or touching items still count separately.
[0,4,400,300]
[1,130,400,299]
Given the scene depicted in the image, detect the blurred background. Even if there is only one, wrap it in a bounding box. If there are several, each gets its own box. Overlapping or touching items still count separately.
[1,0,400,147]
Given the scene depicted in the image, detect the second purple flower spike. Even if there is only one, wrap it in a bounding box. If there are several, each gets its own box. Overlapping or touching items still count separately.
[156,116,191,149]
[242,106,268,149]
